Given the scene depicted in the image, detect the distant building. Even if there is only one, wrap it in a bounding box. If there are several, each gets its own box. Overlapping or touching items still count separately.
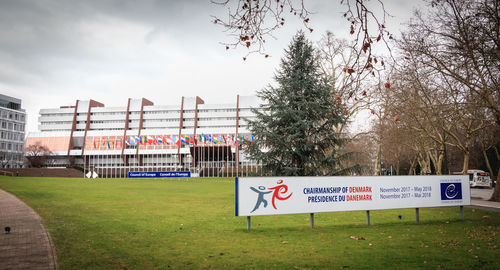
[0,94,26,168]
[26,95,261,177]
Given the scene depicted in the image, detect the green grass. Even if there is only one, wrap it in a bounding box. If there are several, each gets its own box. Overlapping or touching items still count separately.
[0,176,499,269]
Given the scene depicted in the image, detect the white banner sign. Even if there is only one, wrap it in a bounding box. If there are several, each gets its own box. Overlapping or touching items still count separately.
[235,176,470,216]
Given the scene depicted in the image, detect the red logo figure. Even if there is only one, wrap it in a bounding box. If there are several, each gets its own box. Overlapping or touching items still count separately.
[268,180,293,209]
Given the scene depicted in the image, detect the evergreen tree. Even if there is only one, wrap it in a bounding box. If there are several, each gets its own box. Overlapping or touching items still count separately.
[247,31,350,176]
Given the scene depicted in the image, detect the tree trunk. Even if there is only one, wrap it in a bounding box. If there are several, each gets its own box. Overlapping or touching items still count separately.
[424,154,431,174]
[490,168,500,202]
[462,151,469,175]
[482,149,494,181]
[417,152,431,175]
[461,136,471,174]
[409,157,417,175]
[428,149,438,174]
[435,143,445,175]
[489,147,500,202]
[373,142,382,176]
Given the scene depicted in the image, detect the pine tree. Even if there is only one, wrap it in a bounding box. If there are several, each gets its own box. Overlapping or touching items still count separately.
[247,31,349,176]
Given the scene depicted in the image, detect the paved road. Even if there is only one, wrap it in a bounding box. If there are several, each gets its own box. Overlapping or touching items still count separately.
[470,187,494,200]
[0,189,58,270]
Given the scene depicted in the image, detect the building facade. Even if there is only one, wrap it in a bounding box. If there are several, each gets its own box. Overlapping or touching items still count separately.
[0,94,26,168]
[26,95,261,177]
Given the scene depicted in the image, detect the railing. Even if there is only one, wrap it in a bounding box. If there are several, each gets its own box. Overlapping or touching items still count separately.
[0,170,14,176]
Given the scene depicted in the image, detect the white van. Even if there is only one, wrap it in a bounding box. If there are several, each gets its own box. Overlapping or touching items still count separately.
[467,169,492,188]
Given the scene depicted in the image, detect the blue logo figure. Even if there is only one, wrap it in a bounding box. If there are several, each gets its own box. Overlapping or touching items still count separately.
[440,183,462,200]
[250,186,272,213]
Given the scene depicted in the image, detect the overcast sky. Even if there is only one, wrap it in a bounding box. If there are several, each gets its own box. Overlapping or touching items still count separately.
[0,0,424,134]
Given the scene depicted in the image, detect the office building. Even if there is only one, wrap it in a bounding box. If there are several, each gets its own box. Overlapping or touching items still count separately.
[25,95,261,177]
[0,94,26,168]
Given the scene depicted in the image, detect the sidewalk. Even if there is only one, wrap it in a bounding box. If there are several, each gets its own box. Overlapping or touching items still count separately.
[0,189,58,270]
[470,198,500,212]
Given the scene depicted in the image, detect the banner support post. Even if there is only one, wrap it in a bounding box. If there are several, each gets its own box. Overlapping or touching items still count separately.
[366,210,370,225]
[310,213,314,228]
[460,206,464,219]
[247,216,251,231]
[416,208,420,224]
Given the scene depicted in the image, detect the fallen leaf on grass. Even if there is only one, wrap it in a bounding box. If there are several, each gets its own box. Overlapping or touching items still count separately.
[281,241,288,244]
[349,235,365,240]
[482,215,490,219]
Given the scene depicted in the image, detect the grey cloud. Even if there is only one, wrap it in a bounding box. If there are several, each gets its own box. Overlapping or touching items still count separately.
[0,0,210,85]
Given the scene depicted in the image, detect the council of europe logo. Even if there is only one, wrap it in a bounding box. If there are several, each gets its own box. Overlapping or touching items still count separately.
[440,183,462,200]
[250,180,293,213]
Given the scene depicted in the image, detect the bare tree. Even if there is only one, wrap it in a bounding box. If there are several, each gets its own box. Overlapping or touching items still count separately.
[315,31,378,135]
[212,0,393,74]
[397,0,500,201]
[402,0,500,200]
[477,125,500,179]
[345,133,376,175]
[401,0,499,127]
[25,142,53,168]
[366,77,395,175]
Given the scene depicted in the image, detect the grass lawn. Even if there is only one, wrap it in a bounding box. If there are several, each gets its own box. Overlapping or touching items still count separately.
[0,176,499,269]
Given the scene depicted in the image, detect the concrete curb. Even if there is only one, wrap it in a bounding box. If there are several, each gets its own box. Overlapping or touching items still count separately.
[470,198,500,212]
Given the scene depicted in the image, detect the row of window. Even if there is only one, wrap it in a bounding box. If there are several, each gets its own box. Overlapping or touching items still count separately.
[90,112,126,116]
[43,108,251,117]
[143,110,180,114]
[0,131,24,141]
[0,121,25,132]
[90,120,125,124]
[41,117,247,127]
[198,109,237,113]
[42,113,74,117]
[40,129,69,132]
[40,121,72,125]
[142,119,179,123]
[0,142,24,152]
[0,110,25,121]
[198,117,237,121]
[0,153,24,163]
